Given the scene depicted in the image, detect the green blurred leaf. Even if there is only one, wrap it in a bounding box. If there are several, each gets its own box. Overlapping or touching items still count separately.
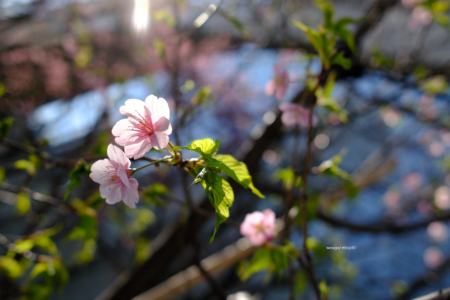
[306,237,328,258]
[135,237,152,264]
[420,75,448,94]
[34,236,58,255]
[273,167,301,190]
[0,256,23,279]
[74,46,92,67]
[153,39,166,61]
[191,86,213,105]
[214,154,264,198]
[331,51,351,70]
[15,239,34,253]
[222,13,250,38]
[144,183,169,206]
[319,280,329,298]
[65,160,91,200]
[16,193,31,215]
[0,117,13,138]
[239,247,272,281]
[0,83,7,98]
[75,239,96,264]
[127,208,155,235]
[28,262,48,282]
[154,10,177,27]
[14,154,41,176]
[0,166,4,182]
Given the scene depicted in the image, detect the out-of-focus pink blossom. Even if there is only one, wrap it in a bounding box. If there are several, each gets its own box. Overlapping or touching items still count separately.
[112,95,172,159]
[408,6,433,30]
[240,209,276,247]
[427,221,448,243]
[401,172,423,192]
[435,186,450,210]
[402,0,424,8]
[424,247,444,269]
[279,103,318,128]
[265,65,289,101]
[90,144,139,208]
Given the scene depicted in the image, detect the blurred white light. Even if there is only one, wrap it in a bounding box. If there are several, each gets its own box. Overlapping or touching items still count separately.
[263,110,276,125]
[193,4,217,28]
[132,0,151,34]
[314,134,329,149]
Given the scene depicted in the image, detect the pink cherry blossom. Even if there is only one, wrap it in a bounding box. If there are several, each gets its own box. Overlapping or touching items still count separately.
[401,0,424,8]
[265,65,289,101]
[90,144,139,208]
[408,6,433,30]
[112,95,172,160]
[279,103,318,128]
[240,209,276,247]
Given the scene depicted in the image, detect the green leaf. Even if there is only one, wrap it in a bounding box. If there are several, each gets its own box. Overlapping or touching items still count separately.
[191,86,213,105]
[14,154,41,176]
[420,75,448,94]
[181,138,220,160]
[331,51,351,70]
[292,21,323,53]
[0,117,13,138]
[75,239,97,264]
[15,239,34,253]
[0,256,23,279]
[0,83,7,98]
[319,280,329,298]
[127,208,155,235]
[65,160,91,200]
[153,39,166,61]
[271,247,289,277]
[16,193,31,215]
[222,13,250,38]
[154,9,177,27]
[214,154,264,198]
[34,236,58,255]
[135,237,152,264]
[306,237,328,258]
[239,247,272,281]
[273,167,301,190]
[28,262,48,282]
[208,175,234,243]
[0,166,4,182]
[144,183,169,206]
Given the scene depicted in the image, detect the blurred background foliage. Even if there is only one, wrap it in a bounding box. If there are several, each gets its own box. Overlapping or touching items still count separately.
[1,0,450,299]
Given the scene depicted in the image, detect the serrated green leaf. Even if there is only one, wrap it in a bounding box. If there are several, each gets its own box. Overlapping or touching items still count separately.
[182,138,220,159]
[16,193,31,215]
[214,154,264,198]
[209,175,234,243]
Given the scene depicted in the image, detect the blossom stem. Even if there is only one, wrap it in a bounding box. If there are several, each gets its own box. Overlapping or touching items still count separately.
[132,157,172,173]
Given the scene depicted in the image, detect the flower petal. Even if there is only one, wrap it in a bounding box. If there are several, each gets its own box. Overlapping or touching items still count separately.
[145,95,170,124]
[123,178,139,208]
[90,159,115,185]
[154,116,172,135]
[107,144,130,168]
[150,132,169,150]
[117,164,130,188]
[105,184,123,205]
[120,99,146,119]
[124,138,153,160]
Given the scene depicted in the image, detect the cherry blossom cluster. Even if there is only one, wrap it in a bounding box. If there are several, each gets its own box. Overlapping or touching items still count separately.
[90,95,172,208]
